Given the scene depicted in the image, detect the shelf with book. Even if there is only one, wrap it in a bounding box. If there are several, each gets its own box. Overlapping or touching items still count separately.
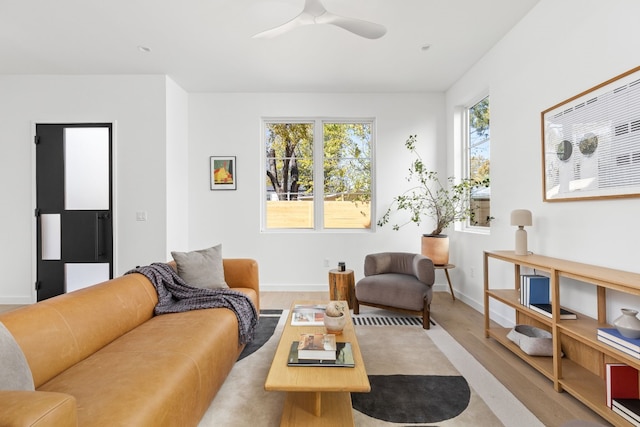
[483,250,640,427]
[559,311,640,371]
[598,340,640,371]
[529,303,577,319]
[485,287,554,327]
[613,399,640,427]
[605,364,640,426]
[598,329,640,359]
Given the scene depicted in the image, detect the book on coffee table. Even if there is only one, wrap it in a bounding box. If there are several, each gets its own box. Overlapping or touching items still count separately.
[291,304,326,326]
[287,341,355,367]
[297,333,337,360]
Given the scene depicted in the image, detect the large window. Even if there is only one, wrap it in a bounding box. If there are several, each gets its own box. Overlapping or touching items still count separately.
[263,119,373,231]
[465,96,491,228]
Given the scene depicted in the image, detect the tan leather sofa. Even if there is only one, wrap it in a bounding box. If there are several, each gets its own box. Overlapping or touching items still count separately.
[0,259,259,427]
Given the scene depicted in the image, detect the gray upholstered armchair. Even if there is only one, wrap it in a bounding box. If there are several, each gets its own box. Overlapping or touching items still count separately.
[353,252,435,329]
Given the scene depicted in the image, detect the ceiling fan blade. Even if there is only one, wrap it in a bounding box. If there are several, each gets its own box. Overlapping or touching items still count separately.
[318,13,387,39]
[253,0,386,40]
[252,13,312,39]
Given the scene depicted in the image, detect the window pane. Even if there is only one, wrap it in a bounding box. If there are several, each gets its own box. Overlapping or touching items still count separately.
[468,97,491,227]
[265,123,314,229]
[64,127,110,210]
[263,120,374,231]
[65,263,110,292]
[323,123,372,229]
[41,213,61,260]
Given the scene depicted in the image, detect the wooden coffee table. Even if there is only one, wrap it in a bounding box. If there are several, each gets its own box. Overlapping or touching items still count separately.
[264,300,370,426]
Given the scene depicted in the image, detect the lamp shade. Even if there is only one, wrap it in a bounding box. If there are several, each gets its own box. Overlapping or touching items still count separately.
[510,209,532,227]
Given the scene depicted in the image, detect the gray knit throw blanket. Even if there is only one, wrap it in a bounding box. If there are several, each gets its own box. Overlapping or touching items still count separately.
[126,263,257,345]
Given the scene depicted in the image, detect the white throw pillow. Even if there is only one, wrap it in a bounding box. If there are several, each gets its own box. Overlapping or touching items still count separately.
[0,321,34,391]
[171,244,228,289]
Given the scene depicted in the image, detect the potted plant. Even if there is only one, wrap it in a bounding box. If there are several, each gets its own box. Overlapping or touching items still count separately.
[377,135,489,265]
[324,301,346,334]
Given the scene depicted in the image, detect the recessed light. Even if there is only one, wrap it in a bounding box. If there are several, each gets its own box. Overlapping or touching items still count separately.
[137,45,152,53]
[420,44,431,52]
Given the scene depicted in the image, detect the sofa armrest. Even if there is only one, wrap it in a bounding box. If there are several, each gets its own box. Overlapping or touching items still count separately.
[223,258,259,302]
[167,258,260,309]
[0,390,77,427]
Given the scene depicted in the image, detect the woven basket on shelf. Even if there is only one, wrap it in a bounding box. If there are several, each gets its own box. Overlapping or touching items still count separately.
[506,325,555,357]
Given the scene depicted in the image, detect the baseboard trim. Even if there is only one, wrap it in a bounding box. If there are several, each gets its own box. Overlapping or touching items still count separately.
[260,283,328,292]
[450,287,514,328]
[0,296,33,305]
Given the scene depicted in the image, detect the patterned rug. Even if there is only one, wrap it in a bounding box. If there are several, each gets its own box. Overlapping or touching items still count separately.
[199,309,543,427]
[352,315,423,327]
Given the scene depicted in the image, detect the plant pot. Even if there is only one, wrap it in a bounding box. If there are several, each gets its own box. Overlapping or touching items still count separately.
[421,234,449,265]
[324,313,346,335]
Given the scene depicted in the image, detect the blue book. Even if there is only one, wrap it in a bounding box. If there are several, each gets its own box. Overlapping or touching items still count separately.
[527,276,550,305]
[599,335,640,358]
[598,328,640,352]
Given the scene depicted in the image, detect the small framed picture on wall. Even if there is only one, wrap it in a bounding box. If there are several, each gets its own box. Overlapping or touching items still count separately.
[210,156,237,190]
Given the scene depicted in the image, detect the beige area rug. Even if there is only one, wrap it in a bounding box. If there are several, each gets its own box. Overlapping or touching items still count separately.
[198,310,543,427]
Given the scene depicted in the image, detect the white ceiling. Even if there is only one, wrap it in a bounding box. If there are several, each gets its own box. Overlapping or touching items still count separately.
[0,0,539,93]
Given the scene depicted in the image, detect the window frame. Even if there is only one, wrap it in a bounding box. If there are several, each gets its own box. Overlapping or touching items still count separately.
[460,94,491,234]
[261,117,376,233]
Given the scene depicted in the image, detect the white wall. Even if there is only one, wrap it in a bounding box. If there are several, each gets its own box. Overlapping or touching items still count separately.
[0,75,170,303]
[188,93,447,290]
[0,77,450,302]
[447,0,640,324]
[5,0,637,313]
[165,77,190,257]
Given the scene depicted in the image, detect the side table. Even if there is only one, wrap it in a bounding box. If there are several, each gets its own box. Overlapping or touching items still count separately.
[328,269,355,308]
[434,264,456,301]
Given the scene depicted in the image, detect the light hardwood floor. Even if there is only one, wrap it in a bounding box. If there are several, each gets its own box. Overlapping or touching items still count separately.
[1,292,610,426]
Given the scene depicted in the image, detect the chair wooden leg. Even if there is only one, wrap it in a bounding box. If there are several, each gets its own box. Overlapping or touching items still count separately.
[423,302,430,329]
[353,297,360,314]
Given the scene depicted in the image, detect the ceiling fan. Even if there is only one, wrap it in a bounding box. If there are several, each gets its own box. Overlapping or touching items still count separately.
[253,0,387,40]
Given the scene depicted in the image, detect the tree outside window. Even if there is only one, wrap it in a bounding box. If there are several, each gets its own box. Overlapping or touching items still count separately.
[264,120,372,230]
[468,97,491,227]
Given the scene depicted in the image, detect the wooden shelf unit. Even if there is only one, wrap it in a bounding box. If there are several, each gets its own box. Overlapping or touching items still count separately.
[483,250,640,426]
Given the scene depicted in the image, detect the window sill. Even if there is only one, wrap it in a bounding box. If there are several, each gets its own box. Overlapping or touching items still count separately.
[461,226,490,236]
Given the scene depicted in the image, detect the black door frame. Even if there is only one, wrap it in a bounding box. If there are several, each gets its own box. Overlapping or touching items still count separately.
[32,121,117,302]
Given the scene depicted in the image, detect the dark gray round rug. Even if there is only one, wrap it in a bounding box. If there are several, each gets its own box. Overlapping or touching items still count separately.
[351,374,471,423]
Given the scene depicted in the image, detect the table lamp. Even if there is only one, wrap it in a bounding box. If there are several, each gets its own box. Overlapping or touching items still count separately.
[510,209,532,255]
